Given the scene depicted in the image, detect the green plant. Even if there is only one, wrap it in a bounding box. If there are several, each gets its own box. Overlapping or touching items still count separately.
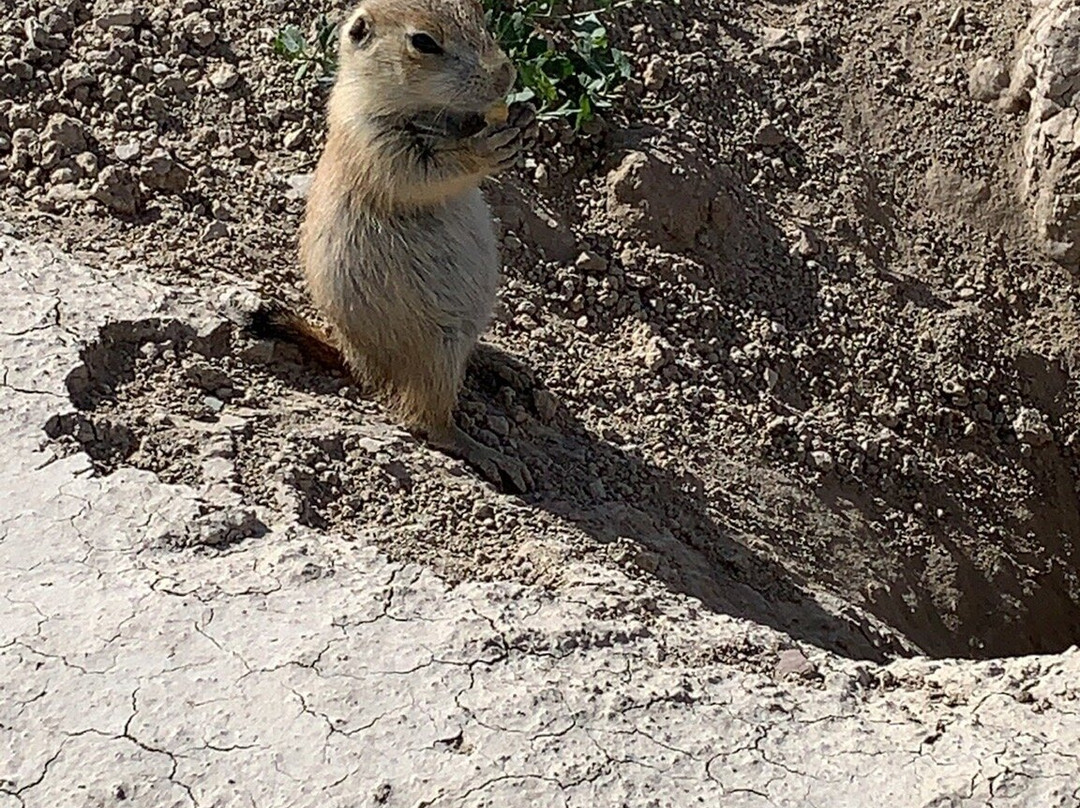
[483,0,632,129]
[271,2,634,130]
[272,14,339,83]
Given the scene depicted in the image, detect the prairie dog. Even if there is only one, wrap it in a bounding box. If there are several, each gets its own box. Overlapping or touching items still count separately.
[291,0,533,491]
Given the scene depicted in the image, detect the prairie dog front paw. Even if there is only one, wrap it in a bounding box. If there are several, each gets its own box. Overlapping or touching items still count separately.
[475,123,523,173]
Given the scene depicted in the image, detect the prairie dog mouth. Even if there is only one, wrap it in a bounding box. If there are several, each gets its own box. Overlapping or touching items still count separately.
[405,110,486,139]
[405,103,510,141]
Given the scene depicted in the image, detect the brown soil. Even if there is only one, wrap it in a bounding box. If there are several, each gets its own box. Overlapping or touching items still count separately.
[5,0,1080,660]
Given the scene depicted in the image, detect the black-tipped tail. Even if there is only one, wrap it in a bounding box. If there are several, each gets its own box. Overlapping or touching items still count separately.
[246,303,348,373]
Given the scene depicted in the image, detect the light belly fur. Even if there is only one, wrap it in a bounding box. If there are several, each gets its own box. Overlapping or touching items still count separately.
[307,188,500,353]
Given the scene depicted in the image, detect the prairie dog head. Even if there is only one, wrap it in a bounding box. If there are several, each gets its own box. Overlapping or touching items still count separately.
[331,0,516,123]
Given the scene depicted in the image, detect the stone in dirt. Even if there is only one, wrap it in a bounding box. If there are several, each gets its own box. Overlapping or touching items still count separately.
[92,165,142,215]
[1013,406,1053,446]
[605,149,719,251]
[42,114,88,163]
[209,62,240,90]
[969,56,1008,102]
[140,150,190,193]
[96,4,142,28]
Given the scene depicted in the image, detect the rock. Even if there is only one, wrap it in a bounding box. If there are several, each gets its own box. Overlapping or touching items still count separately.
[73,152,97,178]
[114,142,141,162]
[42,114,87,161]
[794,228,819,257]
[161,509,266,549]
[26,20,68,51]
[96,4,142,29]
[628,322,669,373]
[643,57,669,91]
[140,149,190,193]
[203,221,229,240]
[181,13,217,49]
[775,649,817,679]
[762,26,799,51]
[62,61,95,90]
[10,128,37,171]
[132,63,154,84]
[968,56,1008,102]
[6,60,33,81]
[1014,0,1080,267]
[283,128,307,150]
[487,415,510,437]
[810,450,835,472]
[39,6,74,34]
[753,121,785,147]
[533,389,559,421]
[92,166,142,216]
[50,167,77,185]
[159,76,191,97]
[208,63,239,90]
[575,251,607,273]
[40,183,82,211]
[285,173,313,200]
[1013,407,1053,447]
[605,150,719,251]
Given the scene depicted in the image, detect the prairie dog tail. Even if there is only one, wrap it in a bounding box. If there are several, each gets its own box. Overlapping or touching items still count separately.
[247,304,348,374]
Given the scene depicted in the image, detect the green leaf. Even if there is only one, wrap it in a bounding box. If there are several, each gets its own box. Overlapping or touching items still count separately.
[612,48,632,78]
[274,25,307,59]
[508,88,537,104]
[315,16,337,51]
[575,94,593,129]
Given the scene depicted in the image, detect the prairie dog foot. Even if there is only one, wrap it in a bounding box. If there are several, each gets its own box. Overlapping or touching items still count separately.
[507,102,539,147]
[428,424,533,494]
[475,123,524,173]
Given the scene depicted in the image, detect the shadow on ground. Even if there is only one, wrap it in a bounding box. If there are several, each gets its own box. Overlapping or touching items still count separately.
[462,344,907,663]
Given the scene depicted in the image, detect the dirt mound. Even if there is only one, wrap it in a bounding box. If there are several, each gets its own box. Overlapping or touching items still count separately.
[43,313,911,661]
[4,0,1080,660]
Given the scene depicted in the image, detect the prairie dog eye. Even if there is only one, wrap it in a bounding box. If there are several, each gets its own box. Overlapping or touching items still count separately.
[409,32,444,55]
[348,15,369,44]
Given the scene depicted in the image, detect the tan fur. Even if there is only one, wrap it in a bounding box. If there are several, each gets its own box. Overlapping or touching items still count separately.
[296,0,532,491]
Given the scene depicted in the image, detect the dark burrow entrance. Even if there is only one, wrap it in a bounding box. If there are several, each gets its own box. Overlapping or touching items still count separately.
[44,317,1080,662]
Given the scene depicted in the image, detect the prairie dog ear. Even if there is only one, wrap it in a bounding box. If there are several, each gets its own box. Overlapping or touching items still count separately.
[346,10,370,45]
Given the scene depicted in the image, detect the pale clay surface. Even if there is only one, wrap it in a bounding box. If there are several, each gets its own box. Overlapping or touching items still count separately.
[4,0,1080,802]
[2,236,1080,805]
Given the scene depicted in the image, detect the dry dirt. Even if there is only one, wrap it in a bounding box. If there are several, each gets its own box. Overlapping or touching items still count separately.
[3,0,1080,670]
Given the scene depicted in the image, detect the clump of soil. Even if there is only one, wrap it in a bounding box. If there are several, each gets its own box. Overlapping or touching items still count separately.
[7,0,1080,659]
